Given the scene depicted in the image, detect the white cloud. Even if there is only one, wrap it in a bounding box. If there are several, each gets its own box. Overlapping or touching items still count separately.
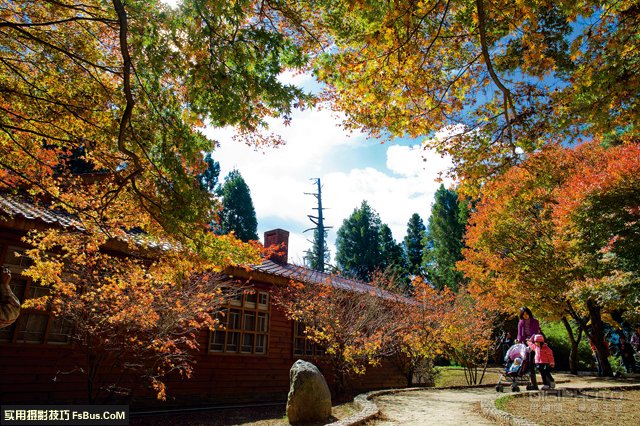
[203,76,453,264]
[386,144,453,182]
[204,106,367,220]
[160,0,180,8]
[321,149,452,257]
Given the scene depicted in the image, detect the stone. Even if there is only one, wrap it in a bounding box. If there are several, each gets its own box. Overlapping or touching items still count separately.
[286,360,332,424]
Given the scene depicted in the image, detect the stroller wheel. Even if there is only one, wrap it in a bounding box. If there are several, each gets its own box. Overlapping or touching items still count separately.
[511,385,520,392]
[495,385,504,392]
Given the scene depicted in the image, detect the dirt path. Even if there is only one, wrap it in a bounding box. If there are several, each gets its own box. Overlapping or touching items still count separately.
[371,388,497,426]
[368,374,640,426]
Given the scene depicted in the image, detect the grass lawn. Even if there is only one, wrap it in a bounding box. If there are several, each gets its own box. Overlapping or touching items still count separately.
[497,389,640,426]
[434,366,502,388]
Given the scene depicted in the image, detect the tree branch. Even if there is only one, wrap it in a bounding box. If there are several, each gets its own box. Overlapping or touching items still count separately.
[475,0,516,146]
[112,0,142,174]
[0,17,116,28]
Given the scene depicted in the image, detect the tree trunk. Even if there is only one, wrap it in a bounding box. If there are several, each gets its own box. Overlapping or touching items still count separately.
[406,370,414,387]
[561,316,582,375]
[586,300,613,377]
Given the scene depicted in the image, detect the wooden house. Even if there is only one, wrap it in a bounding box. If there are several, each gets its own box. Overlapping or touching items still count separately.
[0,195,406,407]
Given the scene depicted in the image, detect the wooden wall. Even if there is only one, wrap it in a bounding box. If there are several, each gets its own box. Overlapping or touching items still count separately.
[0,224,407,408]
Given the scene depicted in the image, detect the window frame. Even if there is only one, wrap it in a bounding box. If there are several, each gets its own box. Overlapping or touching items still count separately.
[0,244,73,346]
[292,320,326,357]
[208,288,271,356]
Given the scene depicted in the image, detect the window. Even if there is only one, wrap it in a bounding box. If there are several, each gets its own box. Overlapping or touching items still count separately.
[0,246,72,345]
[209,289,270,355]
[293,321,325,357]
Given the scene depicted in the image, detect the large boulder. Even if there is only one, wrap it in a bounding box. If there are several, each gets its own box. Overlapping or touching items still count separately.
[286,360,332,424]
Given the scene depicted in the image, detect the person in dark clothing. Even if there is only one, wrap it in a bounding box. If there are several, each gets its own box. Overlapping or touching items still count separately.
[517,307,540,389]
[618,335,636,373]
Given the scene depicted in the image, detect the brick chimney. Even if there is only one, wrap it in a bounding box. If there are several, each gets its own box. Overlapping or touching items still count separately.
[264,229,289,264]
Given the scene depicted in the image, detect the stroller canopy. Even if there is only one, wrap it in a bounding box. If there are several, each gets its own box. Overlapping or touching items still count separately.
[505,343,529,362]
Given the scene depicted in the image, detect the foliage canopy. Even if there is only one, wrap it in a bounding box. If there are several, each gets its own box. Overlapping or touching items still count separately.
[280,0,640,194]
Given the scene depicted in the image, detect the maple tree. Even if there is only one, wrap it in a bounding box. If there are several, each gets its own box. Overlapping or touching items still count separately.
[442,287,497,385]
[387,277,452,386]
[553,142,640,352]
[273,275,400,396]
[459,141,640,377]
[554,143,640,288]
[1,0,308,242]
[549,142,640,372]
[458,143,600,373]
[277,0,640,194]
[21,229,253,401]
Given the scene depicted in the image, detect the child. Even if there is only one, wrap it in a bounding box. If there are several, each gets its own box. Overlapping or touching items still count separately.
[508,357,523,374]
[529,334,555,390]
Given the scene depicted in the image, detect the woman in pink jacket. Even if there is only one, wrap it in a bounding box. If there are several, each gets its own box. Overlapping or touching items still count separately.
[529,334,555,390]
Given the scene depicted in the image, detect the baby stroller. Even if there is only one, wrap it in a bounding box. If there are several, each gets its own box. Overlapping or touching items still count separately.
[495,343,535,392]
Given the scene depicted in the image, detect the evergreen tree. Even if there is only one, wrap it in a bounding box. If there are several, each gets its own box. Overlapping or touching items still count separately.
[335,201,382,281]
[423,185,468,291]
[379,224,410,292]
[403,213,426,276]
[218,170,258,242]
[379,225,404,270]
[199,153,220,193]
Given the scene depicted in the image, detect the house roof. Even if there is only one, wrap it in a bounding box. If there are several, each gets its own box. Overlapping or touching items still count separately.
[0,193,84,230]
[251,259,381,294]
[0,193,171,250]
[231,259,406,301]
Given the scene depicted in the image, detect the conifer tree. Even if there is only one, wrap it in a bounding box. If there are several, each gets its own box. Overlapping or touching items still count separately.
[424,185,468,291]
[404,213,426,276]
[379,224,410,292]
[335,201,382,281]
[306,228,331,271]
[218,170,258,242]
[199,153,221,193]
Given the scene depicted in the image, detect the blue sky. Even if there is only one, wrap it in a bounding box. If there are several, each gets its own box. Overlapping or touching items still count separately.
[204,72,454,265]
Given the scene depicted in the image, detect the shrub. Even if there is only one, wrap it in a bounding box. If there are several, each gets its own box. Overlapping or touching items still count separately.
[540,320,593,371]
